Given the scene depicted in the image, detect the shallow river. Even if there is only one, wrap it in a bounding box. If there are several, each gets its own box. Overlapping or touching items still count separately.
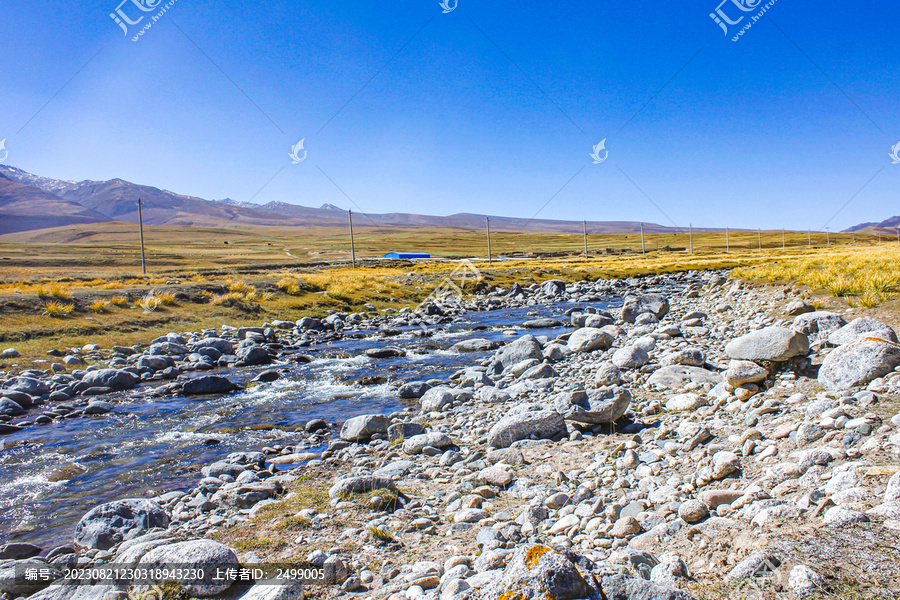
[0,300,620,549]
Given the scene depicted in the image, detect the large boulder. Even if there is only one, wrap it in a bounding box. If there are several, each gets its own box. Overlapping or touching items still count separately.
[494,335,544,369]
[140,539,239,597]
[1,377,49,397]
[646,365,721,390]
[328,476,397,498]
[0,398,25,417]
[182,375,239,395]
[73,499,169,550]
[191,337,234,355]
[419,386,456,412]
[791,311,846,338]
[600,574,697,600]
[474,544,602,600]
[79,369,137,392]
[340,414,389,442]
[611,345,649,369]
[402,432,454,454]
[828,317,898,346]
[567,328,614,353]
[620,294,669,324]
[236,345,272,366]
[724,327,809,362]
[818,339,900,391]
[555,388,631,424]
[487,408,566,448]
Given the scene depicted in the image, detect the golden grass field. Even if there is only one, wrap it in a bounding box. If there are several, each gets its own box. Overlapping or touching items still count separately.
[0,221,897,365]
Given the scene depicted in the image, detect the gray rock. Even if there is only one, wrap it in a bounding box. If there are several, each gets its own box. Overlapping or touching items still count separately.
[725,327,809,362]
[494,335,544,369]
[661,348,705,367]
[785,299,814,316]
[0,559,61,596]
[387,421,426,441]
[328,476,397,498]
[791,311,846,337]
[645,366,721,390]
[73,499,169,550]
[726,552,781,580]
[449,338,500,352]
[818,339,900,391]
[191,337,235,355]
[724,360,768,386]
[234,579,305,600]
[403,432,453,454]
[139,539,239,597]
[595,361,623,386]
[600,573,696,600]
[80,369,137,391]
[677,500,709,524]
[182,375,239,395]
[83,401,113,415]
[567,328,613,353]
[475,544,601,600]
[556,387,631,424]
[487,408,566,448]
[398,381,431,399]
[236,345,272,366]
[523,318,563,329]
[789,565,825,598]
[339,414,389,442]
[621,294,670,324]
[373,460,416,479]
[0,542,41,560]
[0,397,25,416]
[612,346,650,369]
[420,386,456,412]
[823,506,869,526]
[828,317,898,346]
[1,377,50,396]
[885,472,900,503]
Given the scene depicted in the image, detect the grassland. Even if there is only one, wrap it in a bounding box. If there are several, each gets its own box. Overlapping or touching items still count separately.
[0,221,896,366]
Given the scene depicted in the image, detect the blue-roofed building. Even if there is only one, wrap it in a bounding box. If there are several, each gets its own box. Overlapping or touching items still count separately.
[384,252,431,259]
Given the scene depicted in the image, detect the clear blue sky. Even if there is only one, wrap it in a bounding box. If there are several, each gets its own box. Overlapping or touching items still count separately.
[1,0,898,230]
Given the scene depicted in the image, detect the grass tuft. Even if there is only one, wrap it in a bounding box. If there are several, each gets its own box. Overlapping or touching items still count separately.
[42,301,74,318]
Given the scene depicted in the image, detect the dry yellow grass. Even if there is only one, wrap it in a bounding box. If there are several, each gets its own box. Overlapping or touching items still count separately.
[42,301,74,317]
[733,245,900,306]
[36,284,71,301]
[110,295,130,307]
[89,299,112,313]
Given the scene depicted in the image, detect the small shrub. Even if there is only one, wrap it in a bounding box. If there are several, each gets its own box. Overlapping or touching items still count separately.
[43,301,74,317]
[37,285,71,300]
[110,296,129,306]
[89,299,111,313]
[227,279,255,295]
[155,291,177,305]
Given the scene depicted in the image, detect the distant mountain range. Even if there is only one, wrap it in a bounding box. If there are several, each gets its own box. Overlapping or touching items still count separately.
[0,165,685,237]
[842,216,900,234]
[0,164,890,237]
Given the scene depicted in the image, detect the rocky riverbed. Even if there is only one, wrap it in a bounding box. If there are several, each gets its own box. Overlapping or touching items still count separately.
[2,270,900,600]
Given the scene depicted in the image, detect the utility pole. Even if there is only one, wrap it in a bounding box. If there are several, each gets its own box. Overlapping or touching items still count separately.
[757,228,761,251]
[348,210,356,268]
[486,217,492,265]
[725,227,729,253]
[896,227,899,243]
[640,223,645,255]
[138,197,146,275]
[688,224,693,254]
[826,228,830,246]
[582,220,588,260]
[782,229,785,250]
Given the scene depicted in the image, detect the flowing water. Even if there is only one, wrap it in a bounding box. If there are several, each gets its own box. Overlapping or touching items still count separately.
[0,300,620,549]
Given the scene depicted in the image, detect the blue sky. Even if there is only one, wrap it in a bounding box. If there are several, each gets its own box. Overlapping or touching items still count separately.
[1,0,898,230]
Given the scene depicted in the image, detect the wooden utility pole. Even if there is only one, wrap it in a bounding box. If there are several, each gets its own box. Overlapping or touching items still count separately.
[138,197,146,275]
[826,228,830,246]
[582,220,588,260]
[486,217,492,265]
[688,224,693,254]
[757,229,762,251]
[348,210,356,268]
[640,223,645,254]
